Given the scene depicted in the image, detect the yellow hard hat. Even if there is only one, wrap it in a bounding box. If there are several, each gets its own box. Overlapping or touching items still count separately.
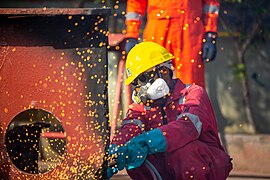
[125,42,174,85]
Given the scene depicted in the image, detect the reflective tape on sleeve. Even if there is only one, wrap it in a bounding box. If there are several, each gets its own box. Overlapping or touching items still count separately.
[178,84,191,105]
[126,12,142,20]
[177,113,202,135]
[203,5,219,14]
[121,119,144,131]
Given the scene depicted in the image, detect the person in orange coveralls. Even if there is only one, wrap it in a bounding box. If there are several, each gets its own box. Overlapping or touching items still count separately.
[125,0,220,88]
[107,42,232,179]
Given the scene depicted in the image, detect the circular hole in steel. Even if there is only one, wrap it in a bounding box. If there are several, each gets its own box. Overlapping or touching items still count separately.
[5,109,67,174]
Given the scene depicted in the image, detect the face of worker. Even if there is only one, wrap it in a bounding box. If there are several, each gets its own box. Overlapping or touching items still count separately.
[132,66,171,86]
[131,66,172,105]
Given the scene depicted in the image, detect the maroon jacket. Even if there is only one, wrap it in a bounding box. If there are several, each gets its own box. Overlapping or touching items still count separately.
[112,79,232,179]
[113,79,222,148]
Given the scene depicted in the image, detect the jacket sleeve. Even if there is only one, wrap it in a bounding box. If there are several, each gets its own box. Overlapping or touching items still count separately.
[125,0,147,38]
[111,103,147,145]
[159,86,214,152]
[202,0,220,33]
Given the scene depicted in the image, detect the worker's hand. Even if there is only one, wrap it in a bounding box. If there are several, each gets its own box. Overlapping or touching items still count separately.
[106,144,128,179]
[119,128,167,170]
[107,144,118,179]
[125,38,138,53]
[107,166,118,179]
[202,32,217,63]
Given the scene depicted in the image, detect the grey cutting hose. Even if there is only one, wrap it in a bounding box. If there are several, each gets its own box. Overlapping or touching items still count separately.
[144,159,163,180]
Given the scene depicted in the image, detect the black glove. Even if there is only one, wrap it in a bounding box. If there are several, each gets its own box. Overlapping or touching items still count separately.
[125,38,138,54]
[202,32,217,62]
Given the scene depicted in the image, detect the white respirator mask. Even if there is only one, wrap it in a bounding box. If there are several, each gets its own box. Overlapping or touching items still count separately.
[132,78,170,104]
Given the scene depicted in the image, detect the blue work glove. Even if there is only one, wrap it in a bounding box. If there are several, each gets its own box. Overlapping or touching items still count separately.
[125,38,138,53]
[202,32,217,62]
[107,166,117,179]
[118,128,167,170]
[106,144,128,179]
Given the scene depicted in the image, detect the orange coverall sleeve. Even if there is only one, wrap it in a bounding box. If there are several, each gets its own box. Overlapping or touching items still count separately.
[202,0,220,33]
[125,0,147,38]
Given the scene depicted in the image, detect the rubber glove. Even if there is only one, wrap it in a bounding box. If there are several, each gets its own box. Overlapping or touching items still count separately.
[107,144,128,179]
[125,38,138,53]
[118,128,167,170]
[202,32,217,62]
[107,165,118,179]
[107,167,117,179]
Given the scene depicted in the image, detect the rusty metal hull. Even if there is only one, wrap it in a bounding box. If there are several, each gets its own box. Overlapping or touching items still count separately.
[0,8,110,179]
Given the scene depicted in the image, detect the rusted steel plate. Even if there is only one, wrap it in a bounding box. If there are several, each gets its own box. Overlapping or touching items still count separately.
[0,8,110,179]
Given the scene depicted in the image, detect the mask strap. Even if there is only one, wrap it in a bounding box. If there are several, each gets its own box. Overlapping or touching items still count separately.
[155,65,163,79]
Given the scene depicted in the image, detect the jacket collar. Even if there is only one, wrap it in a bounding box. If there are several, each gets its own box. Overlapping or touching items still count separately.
[150,79,189,108]
[165,79,189,106]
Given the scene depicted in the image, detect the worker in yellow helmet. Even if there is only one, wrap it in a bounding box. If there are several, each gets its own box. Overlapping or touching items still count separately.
[107,42,232,180]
